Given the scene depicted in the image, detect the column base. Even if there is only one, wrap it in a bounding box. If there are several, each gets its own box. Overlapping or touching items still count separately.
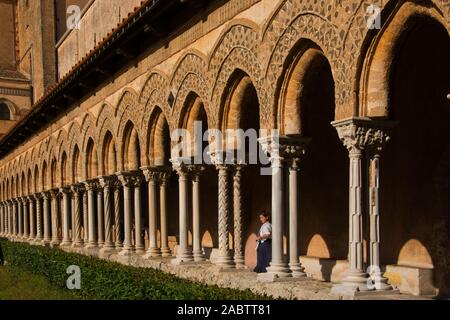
[118,247,134,256]
[370,272,394,291]
[258,263,292,282]
[171,253,194,265]
[99,246,117,257]
[60,241,72,247]
[233,255,245,269]
[331,270,373,294]
[213,255,235,269]
[72,241,85,248]
[143,249,162,259]
[193,250,205,262]
[50,240,61,247]
[289,262,307,278]
[85,244,99,252]
[160,248,172,257]
[134,246,146,255]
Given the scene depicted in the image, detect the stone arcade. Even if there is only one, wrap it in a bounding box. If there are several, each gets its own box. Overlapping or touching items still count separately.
[0,0,449,299]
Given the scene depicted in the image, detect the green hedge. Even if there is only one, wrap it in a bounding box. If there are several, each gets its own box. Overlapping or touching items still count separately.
[0,238,269,300]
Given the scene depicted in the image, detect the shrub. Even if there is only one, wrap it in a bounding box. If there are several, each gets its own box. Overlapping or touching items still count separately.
[0,238,270,300]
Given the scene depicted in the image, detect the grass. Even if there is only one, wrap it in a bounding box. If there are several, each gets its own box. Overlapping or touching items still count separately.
[0,239,270,300]
[0,266,77,300]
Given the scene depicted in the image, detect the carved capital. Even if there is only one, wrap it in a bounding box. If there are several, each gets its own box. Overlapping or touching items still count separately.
[34,193,42,201]
[83,179,100,191]
[116,171,143,188]
[170,157,192,176]
[258,135,310,167]
[41,191,51,201]
[98,176,118,189]
[59,186,71,195]
[70,183,85,195]
[141,166,161,184]
[332,118,396,155]
[49,189,60,199]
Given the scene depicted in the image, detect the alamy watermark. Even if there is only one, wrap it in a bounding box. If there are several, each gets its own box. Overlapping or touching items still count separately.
[66,265,81,290]
[66,5,81,30]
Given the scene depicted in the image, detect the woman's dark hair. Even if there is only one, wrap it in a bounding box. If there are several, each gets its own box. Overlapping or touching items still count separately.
[259,210,270,220]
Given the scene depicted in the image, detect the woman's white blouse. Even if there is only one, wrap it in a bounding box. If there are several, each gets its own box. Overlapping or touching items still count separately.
[259,222,272,242]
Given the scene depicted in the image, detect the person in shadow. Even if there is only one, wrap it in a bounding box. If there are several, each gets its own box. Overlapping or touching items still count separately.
[254,210,272,273]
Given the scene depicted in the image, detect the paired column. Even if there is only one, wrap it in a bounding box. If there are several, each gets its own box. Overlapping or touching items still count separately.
[12,199,17,238]
[232,165,245,268]
[84,180,98,249]
[28,195,36,241]
[191,165,206,262]
[60,187,72,246]
[171,159,194,264]
[331,118,394,294]
[367,129,394,291]
[50,189,61,246]
[22,197,29,240]
[99,176,117,253]
[42,192,51,245]
[210,152,234,269]
[117,172,141,256]
[35,193,43,242]
[17,198,23,239]
[142,168,162,258]
[71,184,84,247]
[0,202,4,236]
[97,186,105,247]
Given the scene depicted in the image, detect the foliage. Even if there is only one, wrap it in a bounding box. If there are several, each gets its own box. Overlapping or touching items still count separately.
[0,238,269,300]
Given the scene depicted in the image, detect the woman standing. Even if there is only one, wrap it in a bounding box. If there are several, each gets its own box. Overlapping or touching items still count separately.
[254,211,272,273]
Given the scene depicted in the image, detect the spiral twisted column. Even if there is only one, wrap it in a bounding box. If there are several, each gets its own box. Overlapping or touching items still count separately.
[70,184,84,247]
[60,187,72,246]
[99,176,117,253]
[210,150,235,269]
[232,164,245,268]
[49,189,61,246]
[35,193,43,242]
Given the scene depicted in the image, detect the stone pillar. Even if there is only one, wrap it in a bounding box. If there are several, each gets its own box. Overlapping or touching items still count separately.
[366,124,395,291]
[288,157,307,278]
[82,189,89,244]
[211,151,234,269]
[113,181,123,249]
[142,167,161,258]
[60,187,72,246]
[97,186,105,247]
[6,201,12,236]
[35,193,42,242]
[159,170,171,257]
[117,172,140,256]
[84,180,98,249]
[0,202,4,236]
[17,198,23,239]
[171,158,193,264]
[133,174,145,254]
[28,195,36,241]
[42,192,51,245]
[191,165,206,262]
[258,136,292,280]
[233,165,245,268]
[22,197,29,240]
[99,176,116,253]
[71,184,84,247]
[12,199,17,238]
[331,118,394,294]
[50,189,61,246]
